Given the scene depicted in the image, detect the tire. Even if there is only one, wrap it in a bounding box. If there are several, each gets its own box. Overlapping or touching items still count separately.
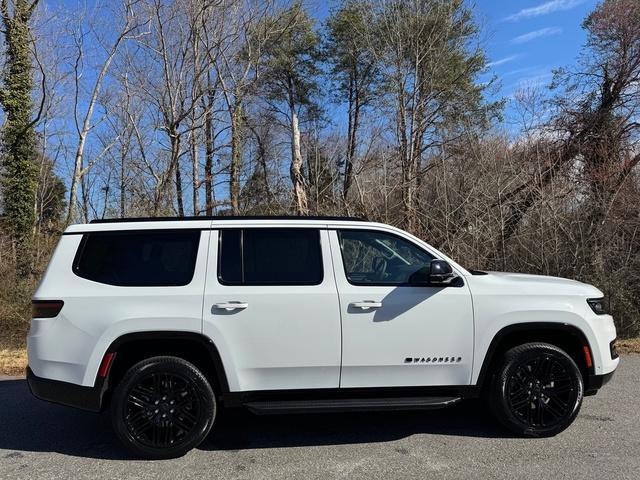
[489,342,584,437]
[110,356,216,459]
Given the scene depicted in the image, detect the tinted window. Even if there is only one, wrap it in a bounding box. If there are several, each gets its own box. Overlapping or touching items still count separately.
[74,230,200,286]
[338,230,434,285]
[218,229,242,284]
[219,228,323,285]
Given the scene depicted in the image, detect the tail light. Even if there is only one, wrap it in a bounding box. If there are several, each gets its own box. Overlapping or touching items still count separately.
[32,300,64,318]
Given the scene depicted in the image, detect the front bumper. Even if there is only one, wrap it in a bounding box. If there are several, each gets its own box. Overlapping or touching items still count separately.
[26,366,105,412]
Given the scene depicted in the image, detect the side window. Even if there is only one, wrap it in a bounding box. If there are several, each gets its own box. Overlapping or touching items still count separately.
[218,229,242,284]
[218,228,323,285]
[73,230,201,286]
[338,230,434,285]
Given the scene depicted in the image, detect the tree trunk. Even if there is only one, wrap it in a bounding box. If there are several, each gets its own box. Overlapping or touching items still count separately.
[343,71,361,207]
[256,133,271,199]
[401,158,418,233]
[66,134,86,224]
[190,128,199,216]
[175,151,184,217]
[156,131,183,217]
[81,174,89,222]
[204,90,215,215]
[120,148,126,218]
[396,76,413,231]
[288,86,308,215]
[230,98,242,215]
[67,171,80,225]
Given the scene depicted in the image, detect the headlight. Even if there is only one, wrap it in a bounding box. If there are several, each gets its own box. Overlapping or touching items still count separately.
[587,297,608,315]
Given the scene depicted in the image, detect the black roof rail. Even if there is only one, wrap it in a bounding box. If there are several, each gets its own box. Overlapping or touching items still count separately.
[89,215,368,224]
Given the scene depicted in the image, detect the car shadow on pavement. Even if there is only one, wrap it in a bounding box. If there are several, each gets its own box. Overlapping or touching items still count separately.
[0,379,131,460]
[0,379,512,460]
[204,401,513,452]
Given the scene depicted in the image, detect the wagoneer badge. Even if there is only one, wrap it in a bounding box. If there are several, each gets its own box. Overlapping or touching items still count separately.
[404,357,462,364]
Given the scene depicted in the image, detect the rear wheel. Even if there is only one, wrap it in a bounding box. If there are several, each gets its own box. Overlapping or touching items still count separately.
[111,356,216,459]
[489,342,584,437]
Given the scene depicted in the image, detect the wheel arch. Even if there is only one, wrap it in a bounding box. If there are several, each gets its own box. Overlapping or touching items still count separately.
[100,331,230,408]
[475,322,594,393]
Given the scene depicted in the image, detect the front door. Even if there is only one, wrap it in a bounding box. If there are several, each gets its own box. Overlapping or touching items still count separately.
[203,227,342,392]
[329,228,474,388]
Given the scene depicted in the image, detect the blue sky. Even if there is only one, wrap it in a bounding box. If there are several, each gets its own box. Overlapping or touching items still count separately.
[479,0,597,96]
[474,0,600,127]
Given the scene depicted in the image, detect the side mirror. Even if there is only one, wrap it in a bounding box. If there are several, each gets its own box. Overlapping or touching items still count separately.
[429,259,456,285]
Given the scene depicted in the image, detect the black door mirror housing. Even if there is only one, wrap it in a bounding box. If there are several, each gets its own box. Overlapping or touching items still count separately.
[429,259,456,285]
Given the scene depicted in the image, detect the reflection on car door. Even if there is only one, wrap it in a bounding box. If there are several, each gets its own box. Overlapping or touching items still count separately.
[329,228,474,388]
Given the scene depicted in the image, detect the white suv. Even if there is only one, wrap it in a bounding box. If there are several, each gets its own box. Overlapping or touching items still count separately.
[27,216,619,459]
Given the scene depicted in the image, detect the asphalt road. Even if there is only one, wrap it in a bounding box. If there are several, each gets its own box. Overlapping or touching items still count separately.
[1,358,638,480]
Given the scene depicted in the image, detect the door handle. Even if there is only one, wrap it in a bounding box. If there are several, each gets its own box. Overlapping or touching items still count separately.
[213,302,249,311]
[350,301,383,310]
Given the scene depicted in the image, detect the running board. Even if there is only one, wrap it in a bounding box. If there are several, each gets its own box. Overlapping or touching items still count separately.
[243,396,462,415]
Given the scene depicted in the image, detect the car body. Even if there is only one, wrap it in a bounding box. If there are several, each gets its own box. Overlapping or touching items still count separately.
[26,216,619,458]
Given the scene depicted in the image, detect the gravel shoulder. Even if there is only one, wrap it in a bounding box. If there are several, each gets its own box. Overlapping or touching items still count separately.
[0,356,638,480]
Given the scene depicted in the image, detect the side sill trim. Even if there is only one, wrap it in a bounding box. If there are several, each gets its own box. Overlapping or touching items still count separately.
[222,385,479,408]
[244,396,462,414]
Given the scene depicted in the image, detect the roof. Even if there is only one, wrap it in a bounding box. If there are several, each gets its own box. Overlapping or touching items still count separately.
[65,215,371,234]
[89,215,367,224]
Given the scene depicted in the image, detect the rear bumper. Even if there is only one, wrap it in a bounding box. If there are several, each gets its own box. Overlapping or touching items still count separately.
[26,366,105,412]
[585,370,616,396]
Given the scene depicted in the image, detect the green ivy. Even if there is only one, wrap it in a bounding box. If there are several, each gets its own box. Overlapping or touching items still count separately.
[0,0,39,275]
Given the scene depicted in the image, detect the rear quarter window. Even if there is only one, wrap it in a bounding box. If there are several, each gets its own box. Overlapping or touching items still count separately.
[73,230,201,286]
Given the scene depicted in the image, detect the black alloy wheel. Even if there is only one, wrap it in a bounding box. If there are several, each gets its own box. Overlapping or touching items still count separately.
[111,356,216,459]
[489,342,584,437]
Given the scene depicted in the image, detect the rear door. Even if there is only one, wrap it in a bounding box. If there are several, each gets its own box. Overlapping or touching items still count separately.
[203,226,342,392]
[329,228,474,388]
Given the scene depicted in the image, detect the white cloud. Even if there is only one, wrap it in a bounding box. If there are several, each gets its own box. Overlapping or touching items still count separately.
[503,66,544,78]
[505,0,585,22]
[512,27,562,44]
[487,55,521,68]
[506,72,555,94]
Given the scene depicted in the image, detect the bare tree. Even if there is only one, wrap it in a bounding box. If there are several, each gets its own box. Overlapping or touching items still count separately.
[257,3,322,215]
[65,0,146,224]
[497,0,640,249]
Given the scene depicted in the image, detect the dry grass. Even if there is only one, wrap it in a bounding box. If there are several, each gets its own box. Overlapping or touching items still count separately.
[0,348,27,377]
[617,338,640,355]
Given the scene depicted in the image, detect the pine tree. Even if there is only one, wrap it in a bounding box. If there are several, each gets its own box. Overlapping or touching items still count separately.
[325,1,378,205]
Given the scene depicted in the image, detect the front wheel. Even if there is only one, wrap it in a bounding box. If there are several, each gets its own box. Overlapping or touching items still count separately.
[489,342,584,437]
[111,356,216,459]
